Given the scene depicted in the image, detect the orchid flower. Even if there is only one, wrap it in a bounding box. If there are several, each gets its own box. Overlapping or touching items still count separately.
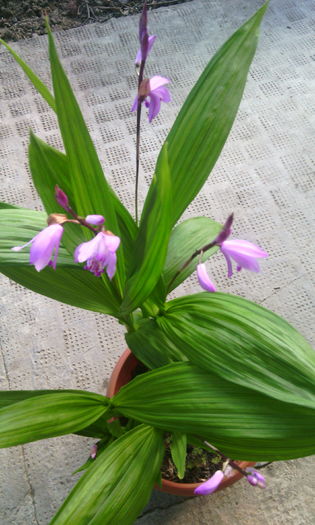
[194,470,224,495]
[12,223,64,272]
[131,76,171,122]
[220,239,268,277]
[74,230,120,279]
[135,1,156,65]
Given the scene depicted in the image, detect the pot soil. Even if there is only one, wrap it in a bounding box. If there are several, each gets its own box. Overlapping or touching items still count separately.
[107,349,254,497]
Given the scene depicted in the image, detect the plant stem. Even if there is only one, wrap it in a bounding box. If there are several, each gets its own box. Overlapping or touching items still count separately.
[135,58,146,225]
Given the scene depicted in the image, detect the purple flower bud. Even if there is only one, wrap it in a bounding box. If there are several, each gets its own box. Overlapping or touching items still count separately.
[194,470,224,495]
[220,239,268,278]
[135,35,157,65]
[197,263,216,292]
[74,231,120,279]
[246,469,266,489]
[12,224,64,272]
[55,185,69,210]
[131,76,171,122]
[85,215,105,226]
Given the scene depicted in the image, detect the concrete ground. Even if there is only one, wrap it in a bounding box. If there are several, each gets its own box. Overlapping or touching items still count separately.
[0,0,314,523]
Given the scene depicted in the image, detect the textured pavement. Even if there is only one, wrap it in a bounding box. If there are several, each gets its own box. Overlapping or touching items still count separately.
[0,0,314,523]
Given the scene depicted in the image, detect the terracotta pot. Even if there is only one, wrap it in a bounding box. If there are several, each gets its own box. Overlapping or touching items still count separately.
[107,349,255,497]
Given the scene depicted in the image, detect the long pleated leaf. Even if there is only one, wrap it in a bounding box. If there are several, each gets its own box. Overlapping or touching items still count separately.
[162,216,221,293]
[47,27,127,292]
[0,391,109,447]
[50,424,164,525]
[113,362,315,461]
[157,293,315,409]
[29,133,138,270]
[0,208,121,315]
[147,3,268,226]
[120,144,172,314]
[125,318,187,369]
[0,39,56,111]
[0,390,109,438]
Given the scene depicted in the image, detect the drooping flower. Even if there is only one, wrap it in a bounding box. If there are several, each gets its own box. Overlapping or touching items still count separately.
[220,239,268,278]
[135,35,157,65]
[131,76,171,122]
[197,263,216,292]
[194,470,224,495]
[246,468,266,488]
[74,231,120,279]
[12,223,64,272]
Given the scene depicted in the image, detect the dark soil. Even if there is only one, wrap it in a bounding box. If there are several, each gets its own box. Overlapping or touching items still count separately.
[0,0,192,41]
[161,445,223,484]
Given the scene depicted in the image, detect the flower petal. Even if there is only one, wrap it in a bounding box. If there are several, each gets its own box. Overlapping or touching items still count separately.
[197,263,216,292]
[148,75,170,91]
[105,233,120,252]
[74,233,105,263]
[221,248,234,278]
[194,470,224,495]
[222,240,268,259]
[148,93,161,122]
[106,252,117,280]
[152,86,171,102]
[131,95,139,113]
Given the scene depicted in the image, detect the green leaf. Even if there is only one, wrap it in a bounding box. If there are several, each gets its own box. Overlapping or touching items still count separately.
[120,144,172,314]
[148,3,268,226]
[29,133,138,274]
[0,389,109,438]
[113,362,315,461]
[125,318,187,369]
[0,39,56,111]
[29,132,84,254]
[0,391,108,447]
[50,424,164,525]
[47,27,127,292]
[0,202,18,209]
[170,432,187,479]
[0,208,121,315]
[163,217,221,293]
[158,293,315,409]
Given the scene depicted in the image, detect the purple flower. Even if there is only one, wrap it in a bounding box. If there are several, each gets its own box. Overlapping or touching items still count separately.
[246,468,266,489]
[131,76,171,122]
[55,185,69,210]
[197,263,216,292]
[12,224,64,272]
[135,35,157,65]
[220,239,268,278]
[194,470,224,495]
[74,231,120,278]
[85,215,105,226]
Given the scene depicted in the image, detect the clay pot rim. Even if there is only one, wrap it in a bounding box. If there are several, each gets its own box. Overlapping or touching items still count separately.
[107,348,255,497]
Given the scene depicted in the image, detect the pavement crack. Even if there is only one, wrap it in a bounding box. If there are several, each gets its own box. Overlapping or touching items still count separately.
[21,447,40,525]
[138,496,194,520]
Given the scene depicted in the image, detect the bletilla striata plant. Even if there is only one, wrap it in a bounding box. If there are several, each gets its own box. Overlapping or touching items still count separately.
[0,2,314,524]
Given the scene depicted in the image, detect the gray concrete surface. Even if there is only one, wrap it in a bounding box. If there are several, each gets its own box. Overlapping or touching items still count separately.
[0,0,314,523]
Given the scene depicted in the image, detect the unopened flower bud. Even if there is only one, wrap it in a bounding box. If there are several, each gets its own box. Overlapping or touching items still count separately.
[85,215,105,226]
[55,185,69,210]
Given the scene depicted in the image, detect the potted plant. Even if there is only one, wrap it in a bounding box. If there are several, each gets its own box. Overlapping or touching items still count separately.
[0,2,314,523]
